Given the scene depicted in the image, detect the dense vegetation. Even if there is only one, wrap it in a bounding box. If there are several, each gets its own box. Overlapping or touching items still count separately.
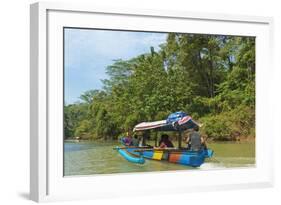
[64,33,255,141]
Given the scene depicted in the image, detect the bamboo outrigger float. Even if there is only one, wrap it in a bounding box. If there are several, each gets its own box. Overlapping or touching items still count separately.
[115,112,214,167]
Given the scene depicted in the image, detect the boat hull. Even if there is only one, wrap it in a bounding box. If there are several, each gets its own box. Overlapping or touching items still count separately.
[125,147,213,167]
[117,147,145,164]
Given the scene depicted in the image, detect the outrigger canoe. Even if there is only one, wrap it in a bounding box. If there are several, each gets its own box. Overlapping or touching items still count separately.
[115,112,214,167]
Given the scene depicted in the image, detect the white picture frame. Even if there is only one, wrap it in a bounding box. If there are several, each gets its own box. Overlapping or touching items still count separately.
[30,2,274,202]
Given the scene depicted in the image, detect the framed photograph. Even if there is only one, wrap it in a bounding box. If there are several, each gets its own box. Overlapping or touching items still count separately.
[30,2,274,202]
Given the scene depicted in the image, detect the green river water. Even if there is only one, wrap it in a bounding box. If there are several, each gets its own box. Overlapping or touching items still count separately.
[64,140,255,176]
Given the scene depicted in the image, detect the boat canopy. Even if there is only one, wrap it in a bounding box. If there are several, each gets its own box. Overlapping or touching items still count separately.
[133,114,200,132]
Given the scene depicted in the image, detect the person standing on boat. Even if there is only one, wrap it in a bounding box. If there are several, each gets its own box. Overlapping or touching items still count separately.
[185,126,206,151]
[158,134,174,148]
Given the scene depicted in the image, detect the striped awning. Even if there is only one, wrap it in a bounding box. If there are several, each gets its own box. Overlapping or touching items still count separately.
[133,120,167,131]
[133,116,200,132]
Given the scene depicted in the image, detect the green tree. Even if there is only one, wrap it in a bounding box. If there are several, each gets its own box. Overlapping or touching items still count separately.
[64,34,255,141]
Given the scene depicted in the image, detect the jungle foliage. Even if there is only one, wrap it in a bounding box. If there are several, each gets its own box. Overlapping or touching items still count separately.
[64,33,255,141]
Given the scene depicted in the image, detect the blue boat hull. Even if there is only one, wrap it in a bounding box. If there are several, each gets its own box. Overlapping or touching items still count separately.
[123,147,213,167]
[116,147,145,164]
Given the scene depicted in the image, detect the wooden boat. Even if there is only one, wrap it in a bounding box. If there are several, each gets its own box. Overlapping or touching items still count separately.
[115,112,214,167]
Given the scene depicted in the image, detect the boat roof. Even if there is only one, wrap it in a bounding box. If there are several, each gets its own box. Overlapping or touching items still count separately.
[133,116,200,132]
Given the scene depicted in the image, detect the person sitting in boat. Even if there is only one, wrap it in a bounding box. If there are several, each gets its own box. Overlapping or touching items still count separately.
[131,134,140,146]
[158,134,174,148]
[122,131,133,146]
[185,126,206,151]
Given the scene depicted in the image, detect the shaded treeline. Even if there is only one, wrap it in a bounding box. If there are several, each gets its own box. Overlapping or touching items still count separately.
[64,33,255,141]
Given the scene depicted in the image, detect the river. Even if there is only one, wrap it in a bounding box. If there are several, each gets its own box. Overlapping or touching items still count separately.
[64,140,255,176]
